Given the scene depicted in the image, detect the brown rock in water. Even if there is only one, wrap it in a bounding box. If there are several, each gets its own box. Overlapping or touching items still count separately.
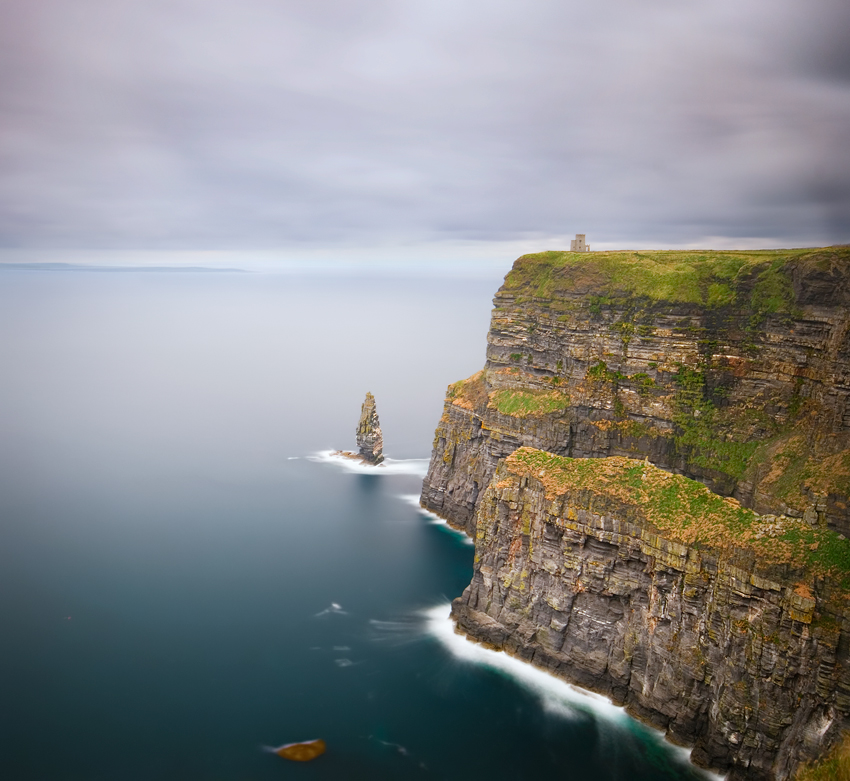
[271,739,326,762]
[356,392,384,464]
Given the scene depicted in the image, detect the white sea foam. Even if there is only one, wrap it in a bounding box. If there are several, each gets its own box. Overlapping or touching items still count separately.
[399,494,475,545]
[424,517,476,546]
[314,602,348,617]
[261,740,323,754]
[308,450,429,476]
[424,603,623,722]
[423,603,724,779]
[368,735,425,769]
[368,616,424,648]
[372,738,410,756]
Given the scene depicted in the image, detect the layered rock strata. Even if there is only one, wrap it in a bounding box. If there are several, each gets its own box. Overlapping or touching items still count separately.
[421,247,850,778]
[453,448,850,781]
[421,247,850,537]
[356,391,384,464]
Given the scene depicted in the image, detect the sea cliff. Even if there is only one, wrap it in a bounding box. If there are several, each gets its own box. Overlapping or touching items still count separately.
[421,247,850,779]
[422,247,850,537]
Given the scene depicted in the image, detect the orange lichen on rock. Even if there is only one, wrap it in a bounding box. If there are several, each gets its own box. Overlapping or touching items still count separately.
[794,582,815,601]
[447,370,488,411]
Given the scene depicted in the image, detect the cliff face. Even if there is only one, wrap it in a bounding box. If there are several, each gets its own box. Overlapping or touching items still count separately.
[421,248,850,537]
[453,449,850,781]
[357,391,384,464]
[420,247,850,778]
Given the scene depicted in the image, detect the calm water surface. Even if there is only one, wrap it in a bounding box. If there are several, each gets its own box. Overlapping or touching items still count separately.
[0,268,713,780]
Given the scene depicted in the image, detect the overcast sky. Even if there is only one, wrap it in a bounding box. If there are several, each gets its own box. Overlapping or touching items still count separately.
[1,0,848,257]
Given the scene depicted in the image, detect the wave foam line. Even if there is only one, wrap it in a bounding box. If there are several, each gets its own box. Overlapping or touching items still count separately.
[423,604,723,779]
[399,495,475,545]
[308,450,429,476]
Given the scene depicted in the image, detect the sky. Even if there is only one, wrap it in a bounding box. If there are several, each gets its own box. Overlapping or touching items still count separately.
[1,0,848,261]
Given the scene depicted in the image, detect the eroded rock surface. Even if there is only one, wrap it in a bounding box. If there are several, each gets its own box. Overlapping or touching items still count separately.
[357,392,384,464]
[454,449,850,781]
[421,247,850,778]
[421,247,850,537]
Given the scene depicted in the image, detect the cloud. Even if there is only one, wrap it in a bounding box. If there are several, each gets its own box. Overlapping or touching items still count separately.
[0,0,847,251]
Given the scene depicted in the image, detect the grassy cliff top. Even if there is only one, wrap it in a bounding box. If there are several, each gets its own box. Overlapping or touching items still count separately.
[505,447,850,588]
[502,246,850,308]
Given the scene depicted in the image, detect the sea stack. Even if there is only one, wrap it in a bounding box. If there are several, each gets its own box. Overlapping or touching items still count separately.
[356,392,384,464]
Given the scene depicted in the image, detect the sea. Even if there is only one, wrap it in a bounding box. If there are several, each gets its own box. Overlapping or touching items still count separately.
[0,264,718,780]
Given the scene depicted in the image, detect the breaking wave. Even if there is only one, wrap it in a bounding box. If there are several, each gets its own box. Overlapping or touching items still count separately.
[423,603,722,779]
[308,450,429,476]
[399,495,475,545]
[314,602,348,617]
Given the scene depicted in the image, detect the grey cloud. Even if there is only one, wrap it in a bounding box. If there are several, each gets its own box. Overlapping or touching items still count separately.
[0,0,847,251]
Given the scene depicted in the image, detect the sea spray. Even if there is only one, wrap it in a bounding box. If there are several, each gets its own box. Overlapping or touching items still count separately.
[398,494,475,545]
[307,450,429,477]
[423,603,722,780]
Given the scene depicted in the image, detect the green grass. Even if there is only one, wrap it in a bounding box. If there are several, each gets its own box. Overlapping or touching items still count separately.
[489,389,570,417]
[668,363,762,479]
[795,732,850,781]
[586,360,624,383]
[502,247,850,309]
[630,372,657,397]
[505,447,850,585]
[744,428,850,512]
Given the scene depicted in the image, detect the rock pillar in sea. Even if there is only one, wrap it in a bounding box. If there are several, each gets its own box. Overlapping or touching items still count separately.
[356,392,384,464]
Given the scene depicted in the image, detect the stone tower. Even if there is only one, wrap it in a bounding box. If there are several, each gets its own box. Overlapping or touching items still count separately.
[356,392,384,464]
[570,234,590,251]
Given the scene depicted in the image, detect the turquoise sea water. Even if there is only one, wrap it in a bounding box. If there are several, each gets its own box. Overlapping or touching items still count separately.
[0,269,715,780]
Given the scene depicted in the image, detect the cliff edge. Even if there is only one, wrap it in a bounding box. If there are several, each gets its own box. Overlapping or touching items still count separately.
[421,246,850,779]
[454,448,850,780]
[422,247,850,537]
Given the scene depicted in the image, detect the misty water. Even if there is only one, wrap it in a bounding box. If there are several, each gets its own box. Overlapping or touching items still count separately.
[0,267,714,780]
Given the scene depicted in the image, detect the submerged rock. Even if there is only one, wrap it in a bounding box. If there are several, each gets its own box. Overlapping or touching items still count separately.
[268,739,326,762]
[356,392,384,464]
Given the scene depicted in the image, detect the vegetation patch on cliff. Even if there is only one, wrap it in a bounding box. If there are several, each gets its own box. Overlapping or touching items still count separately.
[446,370,489,411]
[750,433,850,511]
[503,246,850,309]
[794,732,850,781]
[590,418,671,439]
[671,363,761,479]
[505,447,850,586]
[489,388,570,418]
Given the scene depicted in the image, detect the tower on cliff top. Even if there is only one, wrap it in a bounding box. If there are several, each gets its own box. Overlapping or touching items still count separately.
[570,234,590,252]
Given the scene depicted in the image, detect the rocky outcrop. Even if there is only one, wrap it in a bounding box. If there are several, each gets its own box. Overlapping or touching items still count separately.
[421,247,850,537]
[357,392,384,464]
[453,448,850,781]
[420,247,850,778]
